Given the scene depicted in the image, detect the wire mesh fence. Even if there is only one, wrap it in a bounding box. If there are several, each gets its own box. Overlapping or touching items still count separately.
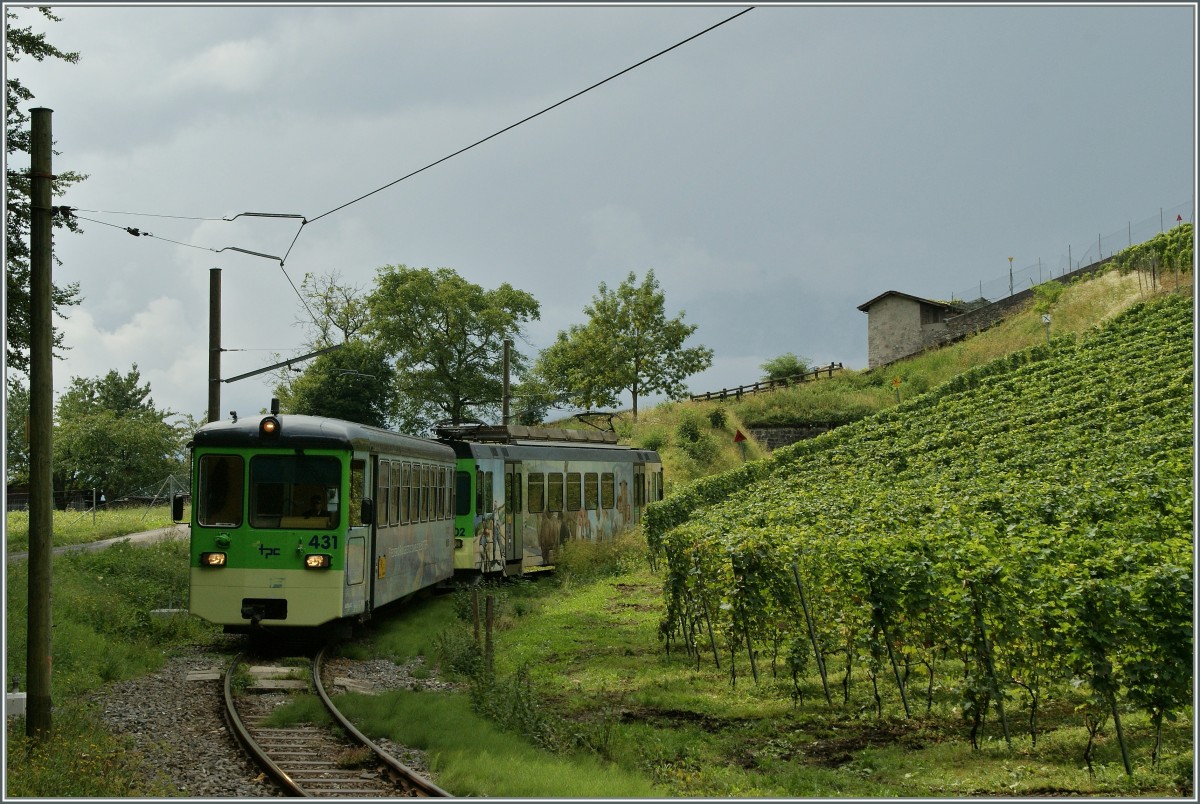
[950,200,1194,303]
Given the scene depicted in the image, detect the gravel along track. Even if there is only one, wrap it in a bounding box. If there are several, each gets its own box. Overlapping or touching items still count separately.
[87,639,453,797]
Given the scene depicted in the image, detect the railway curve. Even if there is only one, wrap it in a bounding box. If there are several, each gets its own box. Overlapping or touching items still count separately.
[224,650,449,797]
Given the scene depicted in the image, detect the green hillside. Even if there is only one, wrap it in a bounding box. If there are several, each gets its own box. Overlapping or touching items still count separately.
[647,291,1192,766]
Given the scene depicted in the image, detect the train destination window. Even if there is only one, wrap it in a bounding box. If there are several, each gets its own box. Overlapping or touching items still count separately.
[249,454,341,528]
[197,455,244,527]
[528,473,545,513]
[584,473,599,511]
[601,472,615,510]
[566,472,582,512]
[547,473,564,512]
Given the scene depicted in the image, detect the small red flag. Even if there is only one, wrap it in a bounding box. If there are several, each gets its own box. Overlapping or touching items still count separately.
[733,430,746,443]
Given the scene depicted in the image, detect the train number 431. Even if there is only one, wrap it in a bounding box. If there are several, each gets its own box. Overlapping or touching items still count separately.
[308,534,339,550]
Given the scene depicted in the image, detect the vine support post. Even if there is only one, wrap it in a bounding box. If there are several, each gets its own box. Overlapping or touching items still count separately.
[791,563,833,705]
[968,580,1012,748]
[692,559,721,669]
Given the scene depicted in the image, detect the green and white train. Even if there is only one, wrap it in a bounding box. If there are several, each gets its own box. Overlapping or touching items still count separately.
[177,410,662,634]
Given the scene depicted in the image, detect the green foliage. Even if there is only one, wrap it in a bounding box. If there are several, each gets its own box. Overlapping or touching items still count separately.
[4,709,175,797]
[707,406,727,429]
[52,365,186,498]
[1110,223,1193,280]
[366,265,540,430]
[1032,280,1065,312]
[6,374,30,484]
[534,269,713,419]
[6,540,213,699]
[5,7,85,374]
[275,338,396,426]
[760,352,810,381]
[655,293,1193,768]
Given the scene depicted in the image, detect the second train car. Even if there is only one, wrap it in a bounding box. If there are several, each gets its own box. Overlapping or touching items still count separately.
[437,423,664,575]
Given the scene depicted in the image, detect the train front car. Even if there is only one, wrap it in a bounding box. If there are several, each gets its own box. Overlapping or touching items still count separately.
[439,424,664,576]
[183,413,457,633]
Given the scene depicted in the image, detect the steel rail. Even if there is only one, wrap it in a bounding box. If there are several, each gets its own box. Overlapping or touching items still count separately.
[223,652,308,796]
[312,646,450,797]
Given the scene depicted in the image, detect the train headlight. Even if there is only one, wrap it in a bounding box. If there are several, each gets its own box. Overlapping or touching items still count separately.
[200,552,227,567]
[260,416,280,437]
[304,554,331,569]
[454,538,464,549]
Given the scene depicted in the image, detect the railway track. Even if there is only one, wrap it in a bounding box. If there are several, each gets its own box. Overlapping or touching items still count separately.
[224,647,449,797]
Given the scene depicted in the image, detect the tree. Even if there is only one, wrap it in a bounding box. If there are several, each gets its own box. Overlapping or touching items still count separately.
[366,265,540,431]
[272,271,397,425]
[761,352,810,382]
[6,7,86,373]
[53,366,184,501]
[275,339,396,428]
[5,376,30,485]
[535,269,713,419]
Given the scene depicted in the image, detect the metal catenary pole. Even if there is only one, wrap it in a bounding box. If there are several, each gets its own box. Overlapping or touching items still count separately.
[208,268,221,422]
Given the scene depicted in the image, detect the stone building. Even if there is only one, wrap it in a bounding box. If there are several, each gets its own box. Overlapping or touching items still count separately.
[856,291,965,369]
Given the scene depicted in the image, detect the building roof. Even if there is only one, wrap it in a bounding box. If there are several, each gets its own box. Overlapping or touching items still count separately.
[856,290,965,313]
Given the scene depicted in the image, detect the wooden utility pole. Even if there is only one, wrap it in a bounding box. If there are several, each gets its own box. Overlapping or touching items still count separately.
[27,107,55,740]
[208,268,221,422]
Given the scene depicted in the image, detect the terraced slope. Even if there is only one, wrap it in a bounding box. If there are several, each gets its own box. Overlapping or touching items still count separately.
[651,293,1192,758]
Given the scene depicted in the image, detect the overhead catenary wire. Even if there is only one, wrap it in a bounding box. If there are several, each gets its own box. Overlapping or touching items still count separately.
[57,9,754,343]
[64,7,753,270]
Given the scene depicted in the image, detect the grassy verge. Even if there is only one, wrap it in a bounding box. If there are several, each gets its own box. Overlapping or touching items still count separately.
[324,539,1190,798]
[5,539,221,796]
[5,504,179,553]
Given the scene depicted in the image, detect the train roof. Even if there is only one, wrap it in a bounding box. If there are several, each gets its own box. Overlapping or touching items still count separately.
[435,423,620,445]
[436,424,659,464]
[190,414,455,461]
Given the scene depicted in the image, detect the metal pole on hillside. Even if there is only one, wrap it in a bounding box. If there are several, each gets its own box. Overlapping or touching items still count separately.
[502,339,512,426]
[27,107,55,741]
[208,268,221,422]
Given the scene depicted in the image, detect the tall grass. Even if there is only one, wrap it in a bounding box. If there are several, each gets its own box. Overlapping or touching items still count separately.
[5,504,178,553]
[5,538,219,797]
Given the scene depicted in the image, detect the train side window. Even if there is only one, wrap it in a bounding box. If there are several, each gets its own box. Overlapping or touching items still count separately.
[439,467,448,519]
[528,473,545,513]
[634,470,644,507]
[425,465,434,521]
[197,455,244,527]
[547,473,564,513]
[584,473,599,511]
[378,461,391,526]
[516,473,523,512]
[566,472,582,512]
[601,472,615,510]
[657,469,664,501]
[391,466,401,526]
[400,463,411,524]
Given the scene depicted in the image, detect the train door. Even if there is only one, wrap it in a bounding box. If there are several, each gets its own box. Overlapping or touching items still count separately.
[343,455,371,619]
[504,461,523,575]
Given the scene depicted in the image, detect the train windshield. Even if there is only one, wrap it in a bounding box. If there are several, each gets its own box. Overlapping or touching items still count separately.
[197,455,245,527]
[248,455,342,529]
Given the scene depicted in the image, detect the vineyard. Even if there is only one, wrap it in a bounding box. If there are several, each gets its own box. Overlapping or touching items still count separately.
[647,292,1193,773]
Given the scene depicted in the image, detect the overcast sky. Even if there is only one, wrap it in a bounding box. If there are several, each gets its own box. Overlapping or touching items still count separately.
[6,2,1196,426]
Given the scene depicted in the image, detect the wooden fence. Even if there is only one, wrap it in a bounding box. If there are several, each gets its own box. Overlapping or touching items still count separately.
[690,362,845,403]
